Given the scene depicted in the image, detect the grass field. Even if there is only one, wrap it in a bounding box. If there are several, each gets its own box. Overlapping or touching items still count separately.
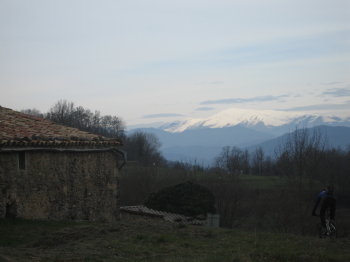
[1,170,349,262]
[239,175,285,189]
[1,215,349,262]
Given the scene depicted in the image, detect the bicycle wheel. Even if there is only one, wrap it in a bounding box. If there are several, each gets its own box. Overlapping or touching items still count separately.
[329,222,337,239]
[325,208,336,239]
[318,223,327,238]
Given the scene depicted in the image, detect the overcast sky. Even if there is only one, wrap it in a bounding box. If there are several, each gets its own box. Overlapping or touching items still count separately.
[1,0,349,127]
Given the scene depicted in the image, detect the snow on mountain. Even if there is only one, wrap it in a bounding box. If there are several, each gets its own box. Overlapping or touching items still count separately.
[162,108,350,133]
[130,108,350,163]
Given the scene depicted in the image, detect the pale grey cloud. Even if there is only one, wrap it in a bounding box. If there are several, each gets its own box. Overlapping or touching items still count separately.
[322,81,343,86]
[1,0,349,126]
[210,81,224,85]
[200,95,288,105]
[195,107,215,111]
[283,101,350,111]
[143,113,184,119]
[322,87,350,97]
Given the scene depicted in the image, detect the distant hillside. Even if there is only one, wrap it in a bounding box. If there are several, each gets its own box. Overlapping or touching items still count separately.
[161,145,222,165]
[128,104,350,164]
[130,126,274,148]
[129,126,275,163]
[248,125,350,158]
[128,125,350,163]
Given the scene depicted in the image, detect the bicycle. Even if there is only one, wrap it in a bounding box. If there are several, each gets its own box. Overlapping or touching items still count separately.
[318,209,336,239]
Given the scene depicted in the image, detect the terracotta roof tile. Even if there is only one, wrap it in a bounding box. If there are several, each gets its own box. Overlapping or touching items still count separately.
[0,106,121,148]
[120,205,206,225]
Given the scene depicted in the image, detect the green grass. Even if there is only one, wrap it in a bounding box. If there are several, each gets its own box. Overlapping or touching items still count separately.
[0,218,85,247]
[239,175,286,189]
[0,216,349,262]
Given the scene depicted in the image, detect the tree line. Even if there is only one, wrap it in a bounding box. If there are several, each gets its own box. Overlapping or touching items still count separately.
[22,100,165,166]
[23,100,125,139]
[23,101,350,193]
[23,102,350,233]
[120,127,350,234]
[214,127,350,194]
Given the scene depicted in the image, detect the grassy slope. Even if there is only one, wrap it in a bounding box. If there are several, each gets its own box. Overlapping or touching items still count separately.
[239,175,285,188]
[0,215,349,262]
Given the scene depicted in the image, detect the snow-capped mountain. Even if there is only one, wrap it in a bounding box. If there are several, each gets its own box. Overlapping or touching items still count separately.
[130,108,350,164]
[161,108,350,133]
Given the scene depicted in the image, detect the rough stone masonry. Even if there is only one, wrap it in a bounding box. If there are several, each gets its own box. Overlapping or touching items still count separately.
[0,150,120,221]
[0,106,123,221]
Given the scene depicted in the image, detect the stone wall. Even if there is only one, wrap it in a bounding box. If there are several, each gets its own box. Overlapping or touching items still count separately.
[0,151,120,221]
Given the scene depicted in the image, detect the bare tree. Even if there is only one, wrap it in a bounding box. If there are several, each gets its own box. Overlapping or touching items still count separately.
[45,100,125,139]
[215,146,250,175]
[215,146,231,172]
[21,108,44,118]
[252,147,264,176]
[46,100,75,126]
[276,127,326,181]
[124,131,165,166]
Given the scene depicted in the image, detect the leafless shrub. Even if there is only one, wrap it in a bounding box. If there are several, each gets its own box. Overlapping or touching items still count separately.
[276,127,326,185]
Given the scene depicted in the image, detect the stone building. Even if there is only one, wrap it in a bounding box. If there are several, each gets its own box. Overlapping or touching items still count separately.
[0,106,125,221]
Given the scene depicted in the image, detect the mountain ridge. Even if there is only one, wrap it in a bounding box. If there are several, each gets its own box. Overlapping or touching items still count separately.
[129,108,350,163]
[160,108,350,133]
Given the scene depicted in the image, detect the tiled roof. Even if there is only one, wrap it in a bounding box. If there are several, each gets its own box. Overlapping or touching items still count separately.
[120,205,206,225]
[0,106,120,148]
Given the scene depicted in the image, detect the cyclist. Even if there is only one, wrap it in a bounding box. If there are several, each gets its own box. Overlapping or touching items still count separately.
[312,186,336,234]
